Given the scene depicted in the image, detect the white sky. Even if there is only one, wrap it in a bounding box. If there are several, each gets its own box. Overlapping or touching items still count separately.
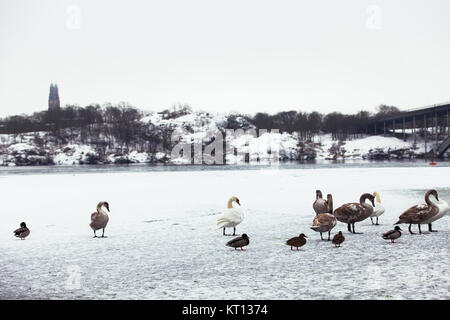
[1,0,449,117]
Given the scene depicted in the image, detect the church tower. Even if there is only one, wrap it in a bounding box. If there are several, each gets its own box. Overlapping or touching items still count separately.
[48,83,61,111]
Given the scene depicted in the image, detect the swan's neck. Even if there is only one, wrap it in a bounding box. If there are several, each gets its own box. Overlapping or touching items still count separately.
[227,199,234,209]
[97,204,106,214]
[327,197,333,213]
[425,194,438,207]
[362,201,372,209]
[375,193,381,203]
[360,197,373,210]
[360,195,369,206]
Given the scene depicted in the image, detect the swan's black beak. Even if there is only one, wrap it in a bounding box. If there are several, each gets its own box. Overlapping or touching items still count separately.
[236,200,241,206]
[105,203,110,212]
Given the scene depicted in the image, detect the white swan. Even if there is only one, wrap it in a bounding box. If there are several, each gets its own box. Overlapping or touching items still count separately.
[422,193,448,232]
[217,196,243,236]
[370,192,385,225]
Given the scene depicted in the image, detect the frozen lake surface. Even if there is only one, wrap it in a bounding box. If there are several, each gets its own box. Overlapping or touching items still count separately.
[0,163,449,299]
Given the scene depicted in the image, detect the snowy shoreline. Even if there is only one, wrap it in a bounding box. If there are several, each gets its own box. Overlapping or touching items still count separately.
[2,110,448,167]
[0,132,444,167]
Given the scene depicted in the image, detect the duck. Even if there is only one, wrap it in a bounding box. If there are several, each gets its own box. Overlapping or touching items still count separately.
[421,193,448,232]
[89,201,110,238]
[382,226,402,243]
[217,196,244,236]
[310,194,336,240]
[286,233,307,250]
[332,231,345,247]
[370,191,385,225]
[313,190,329,215]
[13,222,30,240]
[333,193,375,234]
[394,189,441,234]
[226,233,249,250]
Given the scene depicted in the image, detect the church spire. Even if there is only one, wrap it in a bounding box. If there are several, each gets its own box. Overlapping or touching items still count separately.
[48,83,61,111]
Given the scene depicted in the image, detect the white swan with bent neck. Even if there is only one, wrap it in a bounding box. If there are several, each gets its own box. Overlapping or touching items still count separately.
[216,196,244,236]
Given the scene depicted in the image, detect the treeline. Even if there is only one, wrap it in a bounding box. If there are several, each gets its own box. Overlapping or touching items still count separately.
[0,103,164,153]
[0,103,402,146]
[245,104,401,140]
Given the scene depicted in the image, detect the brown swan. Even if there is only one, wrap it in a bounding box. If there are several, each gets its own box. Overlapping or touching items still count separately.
[333,193,375,234]
[89,201,110,238]
[313,190,329,215]
[394,190,440,234]
[310,194,336,240]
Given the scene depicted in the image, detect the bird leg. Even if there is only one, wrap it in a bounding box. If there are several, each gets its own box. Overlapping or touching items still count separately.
[376,217,379,225]
[352,224,362,234]
[290,246,293,251]
[428,224,437,232]
[347,224,352,232]
[370,217,374,225]
[93,230,97,238]
[232,227,236,236]
[328,231,331,241]
[320,232,323,240]
[101,228,106,238]
[408,224,415,234]
[223,228,226,236]
[296,247,299,251]
[418,224,422,234]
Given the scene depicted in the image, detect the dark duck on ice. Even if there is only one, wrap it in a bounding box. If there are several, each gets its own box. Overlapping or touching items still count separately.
[13,222,30,240]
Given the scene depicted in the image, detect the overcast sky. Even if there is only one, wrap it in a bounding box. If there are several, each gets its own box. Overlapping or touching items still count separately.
[1,0,449,117]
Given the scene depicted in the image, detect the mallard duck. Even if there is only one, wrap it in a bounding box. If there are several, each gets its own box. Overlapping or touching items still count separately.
[217,196,244,236]
[286,233,307,250]
[332,231,345,247]
[382,226,402,243]
[333,193,375,234]
[89,201,110,238]
[395,190,441,234]
[226,233,249,250]
[13,222,30,240]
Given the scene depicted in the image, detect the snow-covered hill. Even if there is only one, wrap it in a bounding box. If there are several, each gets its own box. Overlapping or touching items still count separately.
[0,109,443,166]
